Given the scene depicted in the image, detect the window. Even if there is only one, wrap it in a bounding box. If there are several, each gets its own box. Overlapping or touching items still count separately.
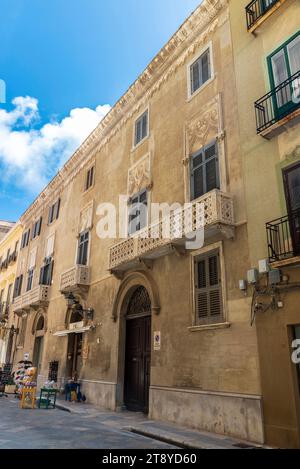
[21,229,31,249]
[32,217,42,240]
[190,48,211,96]
[190,141,219,201]
[268,33,300,111]
[6,284,12,305]
[194,251,223,325]
[39,257,54,286]
[13,275,23,299]
[134,110,148,146]
[27,268,34,292]
[18,316,27,347]
[128,189,148,235]
[48,198,60,224]
[77,231,89,266]
[85,166,94,191]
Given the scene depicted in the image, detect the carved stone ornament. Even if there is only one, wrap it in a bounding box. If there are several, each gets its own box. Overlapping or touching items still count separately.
[128,155,151,196]
[187,102,219,153]
[79,201,94,233]
[284,145,300,163]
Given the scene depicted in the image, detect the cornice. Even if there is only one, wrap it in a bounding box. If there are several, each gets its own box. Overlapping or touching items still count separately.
[20,0,228,225]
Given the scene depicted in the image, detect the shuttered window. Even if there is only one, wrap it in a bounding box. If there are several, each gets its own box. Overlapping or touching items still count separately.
[128,189,148,235]
[13,274,23,299]
[32,217,42,240]
[190,48,211,95]
[39,257,54,286]
[85,166,94,191]
[27,268,34,292]
[48,198,61,224]
[190,141,219,201]
[21,229,31,249]
[77,230,89,266]
[134,110,148,146]
[195,251,223,325]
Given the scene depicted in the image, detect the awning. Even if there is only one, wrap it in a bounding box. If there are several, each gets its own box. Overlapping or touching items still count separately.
[53,326,92,337]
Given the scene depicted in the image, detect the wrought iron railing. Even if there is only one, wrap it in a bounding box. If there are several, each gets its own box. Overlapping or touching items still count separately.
[255,70,300,133]
[246,0,280,30]
[266,209,300,263]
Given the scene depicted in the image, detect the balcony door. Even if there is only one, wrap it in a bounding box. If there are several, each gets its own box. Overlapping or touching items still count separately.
[283,163,300,256]
[269,34,300,116]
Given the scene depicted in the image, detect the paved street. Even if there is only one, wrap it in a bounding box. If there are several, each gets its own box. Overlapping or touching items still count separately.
[0,396,261,449]
[0,397,176,449]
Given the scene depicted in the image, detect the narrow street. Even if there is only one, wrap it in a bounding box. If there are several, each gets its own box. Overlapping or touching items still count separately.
[0,397,257,449]
[0,398,176,449]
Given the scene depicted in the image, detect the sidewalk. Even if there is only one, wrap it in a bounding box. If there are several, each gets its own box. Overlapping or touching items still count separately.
[56,399,267,449]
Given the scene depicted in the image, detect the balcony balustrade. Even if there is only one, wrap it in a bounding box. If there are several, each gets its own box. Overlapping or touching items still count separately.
[266,209,300,265]
[246,0,284,32]
[109,189,234,273]
[255,70,300,138]
[60,265,90,293]
[11,285,50,314]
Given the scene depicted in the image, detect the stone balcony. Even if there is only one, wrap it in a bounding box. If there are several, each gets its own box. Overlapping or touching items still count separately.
[60,265,90,294]
[109,189,235,274]
[11,285,50,314]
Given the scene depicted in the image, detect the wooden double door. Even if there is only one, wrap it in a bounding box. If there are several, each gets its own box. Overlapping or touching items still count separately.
[124,315,151,413]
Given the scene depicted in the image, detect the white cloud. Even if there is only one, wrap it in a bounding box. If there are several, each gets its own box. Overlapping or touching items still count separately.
[0,96,110,193]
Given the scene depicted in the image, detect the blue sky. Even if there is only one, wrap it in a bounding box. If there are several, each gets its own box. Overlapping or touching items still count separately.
[0,0,201,221]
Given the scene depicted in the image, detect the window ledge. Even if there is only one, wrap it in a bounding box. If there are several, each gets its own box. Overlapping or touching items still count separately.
[131,135,150,153]
[188,322,231,332]
[187,75,216,103]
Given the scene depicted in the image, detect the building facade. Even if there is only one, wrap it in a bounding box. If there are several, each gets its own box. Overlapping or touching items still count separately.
[2,0,299,448]
[229,0,300,448]
[0,222,22,365]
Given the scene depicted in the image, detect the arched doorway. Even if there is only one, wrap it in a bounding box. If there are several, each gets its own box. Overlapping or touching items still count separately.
[124,286,151,413]
[32,315,45,373]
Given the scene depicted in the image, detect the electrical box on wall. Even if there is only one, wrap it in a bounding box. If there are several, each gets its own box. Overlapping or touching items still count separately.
[239,280,247,291]
[269,269,281,285]
[259,259,270,274]
[247,269,259,284]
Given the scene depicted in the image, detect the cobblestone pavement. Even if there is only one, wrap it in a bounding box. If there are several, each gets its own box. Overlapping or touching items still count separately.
[0,397,176,449]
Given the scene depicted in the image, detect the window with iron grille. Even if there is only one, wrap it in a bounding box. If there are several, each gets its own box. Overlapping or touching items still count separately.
[85,166,94,191]
[134,110,148,146]
[128,189,148,235]
[39,257,54,286]
[48,199,60,224]
[190,48,211,96]
[190,141,219,201]
[77,231,89,266]
[194,250,223,325]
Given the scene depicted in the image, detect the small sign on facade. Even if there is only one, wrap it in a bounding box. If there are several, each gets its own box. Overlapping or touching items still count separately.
[154,331,161,351]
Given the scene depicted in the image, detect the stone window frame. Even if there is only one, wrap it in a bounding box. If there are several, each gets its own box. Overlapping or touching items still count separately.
[186,41,215,102]
[188,241,230,332]
[83,160,96,194]
[132,105,150,151]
